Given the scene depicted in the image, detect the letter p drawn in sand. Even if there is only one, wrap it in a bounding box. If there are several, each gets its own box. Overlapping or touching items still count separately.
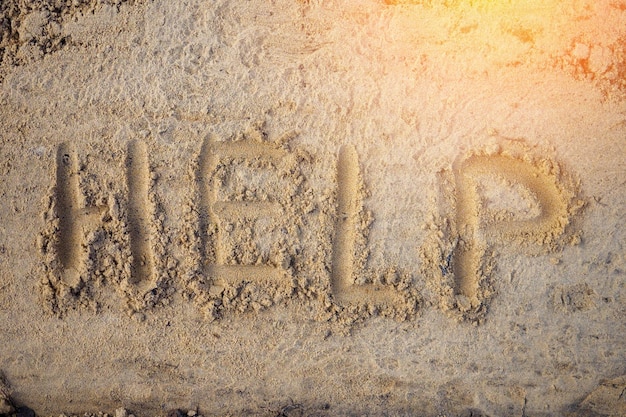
[450,152,579,313]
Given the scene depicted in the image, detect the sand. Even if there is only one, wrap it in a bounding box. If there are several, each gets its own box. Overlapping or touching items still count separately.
[0,0,625,416]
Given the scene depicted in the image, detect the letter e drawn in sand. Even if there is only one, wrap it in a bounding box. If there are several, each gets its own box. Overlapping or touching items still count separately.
[331,145,398,308]
[55,143,106,288]
[452,153,576,310]
[126,140,156,294]
[196,136,286,286]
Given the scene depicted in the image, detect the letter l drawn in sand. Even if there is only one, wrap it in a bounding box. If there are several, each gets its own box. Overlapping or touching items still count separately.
[331,145,397,307]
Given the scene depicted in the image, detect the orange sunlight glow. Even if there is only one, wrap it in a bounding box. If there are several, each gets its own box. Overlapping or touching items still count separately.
[379,0,585,72]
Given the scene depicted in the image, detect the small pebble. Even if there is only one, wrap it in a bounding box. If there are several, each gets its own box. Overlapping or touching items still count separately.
[131,312,146,323]
[15,406,35,417]
[167,410,184,417]
[572,42,590,60]
[115,408,128,417]
[0,398,15,415]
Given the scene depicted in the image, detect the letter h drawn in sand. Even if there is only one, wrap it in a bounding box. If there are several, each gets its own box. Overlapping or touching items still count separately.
[50,140,159,311]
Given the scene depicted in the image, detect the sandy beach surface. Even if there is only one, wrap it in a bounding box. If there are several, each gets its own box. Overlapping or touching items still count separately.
[0,0,625,416]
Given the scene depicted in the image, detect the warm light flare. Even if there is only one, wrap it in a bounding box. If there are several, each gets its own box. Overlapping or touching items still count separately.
[385,0,562,20]
[386,0,557,9]
[376,0,622,80]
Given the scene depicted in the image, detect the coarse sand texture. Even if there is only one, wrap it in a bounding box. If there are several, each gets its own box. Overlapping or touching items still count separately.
[0,0,625,416]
